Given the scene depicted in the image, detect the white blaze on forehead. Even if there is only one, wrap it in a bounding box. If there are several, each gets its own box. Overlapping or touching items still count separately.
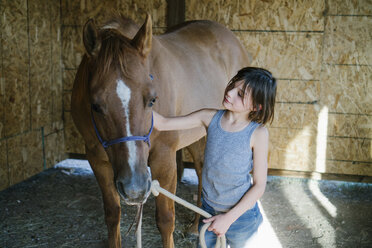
[116,79,136,172]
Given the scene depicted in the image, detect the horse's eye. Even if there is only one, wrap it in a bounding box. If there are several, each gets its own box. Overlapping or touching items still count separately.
[92,104,102,113]
[148,97,157,107]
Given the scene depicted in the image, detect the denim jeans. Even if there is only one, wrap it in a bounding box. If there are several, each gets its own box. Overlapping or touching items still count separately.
[197,198,263,248]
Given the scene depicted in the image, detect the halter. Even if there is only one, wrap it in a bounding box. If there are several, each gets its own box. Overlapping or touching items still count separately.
[91,110,153,149]
[91,74,154,149]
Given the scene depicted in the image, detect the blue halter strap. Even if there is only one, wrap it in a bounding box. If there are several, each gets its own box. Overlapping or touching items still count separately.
[91,109,154,149]
[91,73,155,149]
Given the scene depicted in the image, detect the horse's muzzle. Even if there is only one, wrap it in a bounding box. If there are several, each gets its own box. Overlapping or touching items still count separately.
[116,174,152,205]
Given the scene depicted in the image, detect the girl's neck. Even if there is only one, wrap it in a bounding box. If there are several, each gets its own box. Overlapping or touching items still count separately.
[224,110,250,124]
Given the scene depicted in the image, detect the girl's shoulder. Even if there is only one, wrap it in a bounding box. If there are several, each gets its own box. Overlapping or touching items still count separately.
[197,108,220,127]
[254,125,268,135]
[251,125,269,147]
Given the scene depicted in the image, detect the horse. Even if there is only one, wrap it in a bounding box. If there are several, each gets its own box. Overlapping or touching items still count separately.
[71,13,250,248]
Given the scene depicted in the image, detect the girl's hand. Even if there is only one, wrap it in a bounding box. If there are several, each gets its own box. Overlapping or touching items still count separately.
[203,214,234,237]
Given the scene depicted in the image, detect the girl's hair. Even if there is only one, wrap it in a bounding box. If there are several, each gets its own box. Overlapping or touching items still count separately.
[224,67,277,125]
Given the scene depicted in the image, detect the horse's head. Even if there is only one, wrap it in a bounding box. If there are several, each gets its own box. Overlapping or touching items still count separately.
[83,15,155,205]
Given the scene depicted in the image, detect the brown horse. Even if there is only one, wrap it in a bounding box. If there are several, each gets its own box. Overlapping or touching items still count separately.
[71,14,250,248]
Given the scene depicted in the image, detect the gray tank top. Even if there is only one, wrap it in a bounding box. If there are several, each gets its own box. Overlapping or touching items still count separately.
[202,110,260,212]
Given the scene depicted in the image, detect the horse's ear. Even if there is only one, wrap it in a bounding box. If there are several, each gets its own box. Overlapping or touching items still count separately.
[131,13,152,58]
[83,19,101,57]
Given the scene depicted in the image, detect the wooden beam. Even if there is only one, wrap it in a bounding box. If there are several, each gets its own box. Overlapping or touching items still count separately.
[268,169,372,183]
[167,0,185,28]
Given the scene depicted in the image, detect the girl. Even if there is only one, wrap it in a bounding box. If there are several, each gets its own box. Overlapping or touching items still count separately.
[153,67,277,247]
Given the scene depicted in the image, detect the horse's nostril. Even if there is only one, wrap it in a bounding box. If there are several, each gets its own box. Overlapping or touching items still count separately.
[116,176,151,204]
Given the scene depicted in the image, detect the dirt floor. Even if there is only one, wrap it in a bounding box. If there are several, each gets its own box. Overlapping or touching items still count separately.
[1,159,371,248]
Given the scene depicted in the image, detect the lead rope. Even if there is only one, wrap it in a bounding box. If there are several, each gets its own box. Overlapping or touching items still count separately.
[136,204,143,248]
[149,180,226,248]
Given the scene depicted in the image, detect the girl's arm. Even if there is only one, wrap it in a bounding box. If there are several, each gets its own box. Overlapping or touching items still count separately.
[153,109,217,131]
[204,126,269,236]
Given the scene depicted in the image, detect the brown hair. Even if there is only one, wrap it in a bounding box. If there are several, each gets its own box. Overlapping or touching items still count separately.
[224,67,277,125]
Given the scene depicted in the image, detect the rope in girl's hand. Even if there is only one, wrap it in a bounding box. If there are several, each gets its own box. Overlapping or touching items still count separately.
[150,180,226,248]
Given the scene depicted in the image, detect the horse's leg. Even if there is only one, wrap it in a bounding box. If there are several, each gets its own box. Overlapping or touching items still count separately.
[150,146,177,248]
[176,150,184,182]
[185,138,205,234]
[86,148,121,248]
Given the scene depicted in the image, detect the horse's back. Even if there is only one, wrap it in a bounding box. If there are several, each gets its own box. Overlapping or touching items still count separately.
[161,20,242,47]
[160,20,247,61]
[155,20,250,112]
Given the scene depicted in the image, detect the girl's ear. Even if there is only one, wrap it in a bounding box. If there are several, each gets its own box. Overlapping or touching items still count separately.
[253,104,262,111]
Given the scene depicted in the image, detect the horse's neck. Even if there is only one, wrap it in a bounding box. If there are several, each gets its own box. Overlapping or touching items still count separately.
[149,38,174,77]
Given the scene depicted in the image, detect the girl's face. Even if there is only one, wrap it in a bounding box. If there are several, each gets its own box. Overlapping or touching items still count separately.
[223,81,254,113]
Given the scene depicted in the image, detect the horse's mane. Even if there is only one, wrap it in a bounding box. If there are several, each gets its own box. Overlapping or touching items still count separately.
[100,14,139,38]
[95,15,141,80]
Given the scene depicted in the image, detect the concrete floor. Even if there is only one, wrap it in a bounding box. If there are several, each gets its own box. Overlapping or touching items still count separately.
[1,159,371,248]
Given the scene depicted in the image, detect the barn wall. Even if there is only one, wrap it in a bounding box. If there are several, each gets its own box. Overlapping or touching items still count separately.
[0,0,167,191]
[1,0,370,191]
[185,0,372,177]
[0,0,64,191]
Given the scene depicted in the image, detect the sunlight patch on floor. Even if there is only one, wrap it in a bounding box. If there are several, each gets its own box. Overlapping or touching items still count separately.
[308,180,337,218]
[54,159,92,175]
[242,201,283,248]
[282,181,337,247]
[316,106,329,173]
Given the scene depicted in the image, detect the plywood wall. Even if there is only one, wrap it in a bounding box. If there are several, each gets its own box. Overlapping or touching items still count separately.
[1,0,370,191]
[0,0,64,191]
[186,0,372,177]
[0,0,167,191]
